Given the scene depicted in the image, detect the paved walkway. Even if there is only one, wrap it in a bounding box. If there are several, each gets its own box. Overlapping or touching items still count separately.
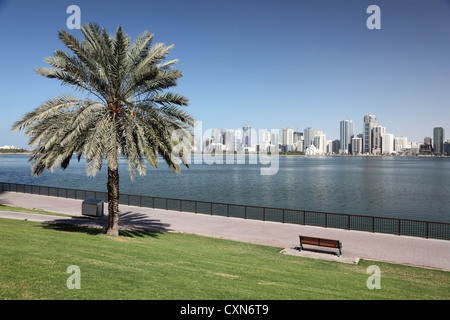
[1,191,449,271]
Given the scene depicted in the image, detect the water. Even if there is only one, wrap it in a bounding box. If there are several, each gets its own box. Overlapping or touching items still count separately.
[0,154,449,223]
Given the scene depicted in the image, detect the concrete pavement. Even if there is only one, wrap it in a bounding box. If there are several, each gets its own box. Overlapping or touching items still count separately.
[1,191,449,271]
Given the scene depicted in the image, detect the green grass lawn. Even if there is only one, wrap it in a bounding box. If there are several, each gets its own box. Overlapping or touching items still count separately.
[0,218,448,300]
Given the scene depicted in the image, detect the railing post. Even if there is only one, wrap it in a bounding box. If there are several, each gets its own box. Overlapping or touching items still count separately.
[282,209,285,223]
[263,207,266,221]
[227,204,229,217]
[372,217,375,233]
[325,213,327,228]
[426,221,429,239]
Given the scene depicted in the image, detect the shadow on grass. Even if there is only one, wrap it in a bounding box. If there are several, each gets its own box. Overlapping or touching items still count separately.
[40,210,173,238]
[42,223,106,236]
[293,245,341,257]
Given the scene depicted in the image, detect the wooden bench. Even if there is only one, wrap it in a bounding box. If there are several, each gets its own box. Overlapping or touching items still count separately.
[297,235,342,257]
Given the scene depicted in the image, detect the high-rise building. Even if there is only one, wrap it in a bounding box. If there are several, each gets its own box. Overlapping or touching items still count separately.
[258,129,271,152]
[395,136,408,153]
[234,129,243,152]
[211,128,222,144]
[271,132,280,152]
[259,129,271,144]
[363,114,377,154]
[420,137,433,155]
[381,133,394,154]
[351,137,362,155]
[293,131,303,143]
[303,127,315,151]
[282,127,294,151]
[242,125,252,147]
[444,139,450,156]
[433,127,445,155]
[339,119,354,154]
[313,132,327,154]
[372,125,386,154]
[332,139,340,154]
[224,129,235,151]
[294,140,304,152]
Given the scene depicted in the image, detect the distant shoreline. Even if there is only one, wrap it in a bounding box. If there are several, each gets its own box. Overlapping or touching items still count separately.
[2,152,448,159]
[0,152,31,155]
[190,152,449,158]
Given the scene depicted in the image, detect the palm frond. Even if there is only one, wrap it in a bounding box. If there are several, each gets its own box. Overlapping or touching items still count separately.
[13,22,194,179]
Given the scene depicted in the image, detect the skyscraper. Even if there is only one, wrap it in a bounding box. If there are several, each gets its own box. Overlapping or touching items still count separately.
[303,127,315,151]
[271,132,279,152]
[224,129,235,152]
[381,133,394,155]
[363,114,377,154]
[242,125,250,147]
[339,119,354,154]
[332,139,340,154]
[394,136,408,153]
[313,131,327,154]
[372,125,386,154]
[293,131,303,143]
[282,127,294,151]
[259,129,271,144]
[351,137,362,155]
[433,127,445,155]
[259,129,271,152]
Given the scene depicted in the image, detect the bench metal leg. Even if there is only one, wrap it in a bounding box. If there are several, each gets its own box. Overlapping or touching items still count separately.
[297,237,303,252]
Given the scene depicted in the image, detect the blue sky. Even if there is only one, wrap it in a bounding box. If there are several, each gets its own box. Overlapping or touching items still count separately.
[1,0,449,148]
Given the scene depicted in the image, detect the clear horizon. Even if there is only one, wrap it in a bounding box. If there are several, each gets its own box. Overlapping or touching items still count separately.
[1,0,449,148]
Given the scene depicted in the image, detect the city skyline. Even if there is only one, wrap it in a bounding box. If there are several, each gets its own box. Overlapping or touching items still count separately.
[198,112,448,156]
[2,108,447,156]
[1,1,450,148]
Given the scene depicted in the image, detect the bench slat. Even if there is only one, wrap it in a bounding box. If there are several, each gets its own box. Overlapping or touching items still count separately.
[301,237,320,246]
[318,239,340,248]
[298,235,342,257]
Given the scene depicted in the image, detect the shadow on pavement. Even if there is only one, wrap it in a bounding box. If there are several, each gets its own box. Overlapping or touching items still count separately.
[41,210,173,238]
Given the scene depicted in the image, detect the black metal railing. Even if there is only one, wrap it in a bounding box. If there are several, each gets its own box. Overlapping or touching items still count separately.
[1,181,449,240]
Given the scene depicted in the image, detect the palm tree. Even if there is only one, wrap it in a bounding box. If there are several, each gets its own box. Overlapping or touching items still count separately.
[11,22,194,236]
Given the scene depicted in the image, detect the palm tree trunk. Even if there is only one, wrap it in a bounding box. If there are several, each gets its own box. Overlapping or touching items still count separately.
[106,167,120,236]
